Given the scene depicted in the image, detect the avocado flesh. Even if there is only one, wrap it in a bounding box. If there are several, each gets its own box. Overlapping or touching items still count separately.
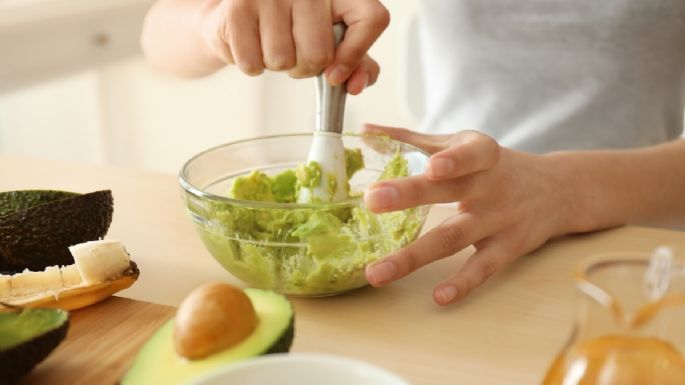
[0,190,113,273]
[121,289,294,385]
[0,308,69,384]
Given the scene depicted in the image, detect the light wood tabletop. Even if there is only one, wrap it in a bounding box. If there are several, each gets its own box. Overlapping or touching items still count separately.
[3,155,685,385]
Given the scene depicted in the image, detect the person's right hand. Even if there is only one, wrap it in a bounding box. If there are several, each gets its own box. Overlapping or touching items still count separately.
[198,0,389,95]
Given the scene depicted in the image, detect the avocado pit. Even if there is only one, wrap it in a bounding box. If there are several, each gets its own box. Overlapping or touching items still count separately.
[174,283,258,360]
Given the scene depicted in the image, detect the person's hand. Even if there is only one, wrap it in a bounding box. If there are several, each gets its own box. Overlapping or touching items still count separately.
[362,124,577,306]
[198,0,389,95]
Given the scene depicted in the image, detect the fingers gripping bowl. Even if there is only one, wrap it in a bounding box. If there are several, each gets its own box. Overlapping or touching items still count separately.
[179,134,430,296]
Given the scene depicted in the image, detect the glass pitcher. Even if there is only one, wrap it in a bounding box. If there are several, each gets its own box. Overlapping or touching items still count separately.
[542,248,685,385]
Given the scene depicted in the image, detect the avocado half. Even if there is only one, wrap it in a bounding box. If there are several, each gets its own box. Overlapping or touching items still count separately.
[0,308,69,384]
[121,289,294,385]
[0,190,113,273]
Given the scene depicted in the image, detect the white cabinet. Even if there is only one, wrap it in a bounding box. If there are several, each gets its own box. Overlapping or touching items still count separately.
[0,0,156,92]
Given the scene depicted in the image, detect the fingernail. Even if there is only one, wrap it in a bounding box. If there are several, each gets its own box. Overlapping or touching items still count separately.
[366,186,399,210]
[368,261,398,285]
[429,157,454,178]
[437,286,458,304]
[329,65,349,85]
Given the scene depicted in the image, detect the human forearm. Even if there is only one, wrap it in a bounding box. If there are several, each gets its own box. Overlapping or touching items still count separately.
[549,139,685,232]
[141,0,224,77]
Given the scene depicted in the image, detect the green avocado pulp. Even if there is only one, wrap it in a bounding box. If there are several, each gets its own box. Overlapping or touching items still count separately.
[191,149,424,295]
[121,289,293,385]
[0,309,68,351]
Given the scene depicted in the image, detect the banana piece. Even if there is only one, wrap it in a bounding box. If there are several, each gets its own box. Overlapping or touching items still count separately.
[45,266,64,291]
[10,266,62,297]
[0,239,138,310]
[60,264,83,288]
[0,274,9,298]
[3,268,138,311]
[70,240,131,285]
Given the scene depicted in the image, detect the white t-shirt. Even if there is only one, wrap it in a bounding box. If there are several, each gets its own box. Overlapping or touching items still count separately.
[418,0,685,153]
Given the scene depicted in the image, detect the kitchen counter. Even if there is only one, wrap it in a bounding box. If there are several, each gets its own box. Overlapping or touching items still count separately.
[3,155,685,385]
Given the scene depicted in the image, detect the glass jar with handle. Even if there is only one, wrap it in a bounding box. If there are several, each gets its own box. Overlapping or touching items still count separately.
[543,247,685,385]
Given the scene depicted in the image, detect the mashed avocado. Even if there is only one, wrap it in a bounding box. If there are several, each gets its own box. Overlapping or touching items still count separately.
[193,149,423,295]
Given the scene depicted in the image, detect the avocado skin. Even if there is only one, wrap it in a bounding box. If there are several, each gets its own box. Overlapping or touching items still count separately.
[0,310,69,385]
[265,316,294,355]
[0,190,78,218]
[0,190,113,273]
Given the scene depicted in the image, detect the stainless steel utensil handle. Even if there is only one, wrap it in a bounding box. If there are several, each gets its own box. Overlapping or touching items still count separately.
[316,23,347,134]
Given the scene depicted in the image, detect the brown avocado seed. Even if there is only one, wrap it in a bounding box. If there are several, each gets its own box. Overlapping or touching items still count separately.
[173,283,258,360]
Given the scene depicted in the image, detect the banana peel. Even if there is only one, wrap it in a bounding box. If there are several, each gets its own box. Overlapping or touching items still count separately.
[0,262,139,311]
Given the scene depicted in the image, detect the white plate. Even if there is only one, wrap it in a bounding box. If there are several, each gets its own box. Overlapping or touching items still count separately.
[186,353,412,385]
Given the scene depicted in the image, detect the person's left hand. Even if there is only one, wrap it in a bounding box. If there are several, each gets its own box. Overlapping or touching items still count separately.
[362,124,578,305]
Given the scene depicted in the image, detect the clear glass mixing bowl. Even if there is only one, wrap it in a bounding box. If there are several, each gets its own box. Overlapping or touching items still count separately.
[179,133,431,296]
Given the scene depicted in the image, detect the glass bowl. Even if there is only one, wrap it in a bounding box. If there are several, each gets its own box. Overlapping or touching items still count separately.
[179,133,431,296]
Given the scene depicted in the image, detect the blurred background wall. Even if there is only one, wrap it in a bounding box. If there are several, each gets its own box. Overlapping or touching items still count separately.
[0,0,420,174]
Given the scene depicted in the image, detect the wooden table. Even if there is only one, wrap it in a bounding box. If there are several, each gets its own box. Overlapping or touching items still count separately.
[4,155,685,385]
